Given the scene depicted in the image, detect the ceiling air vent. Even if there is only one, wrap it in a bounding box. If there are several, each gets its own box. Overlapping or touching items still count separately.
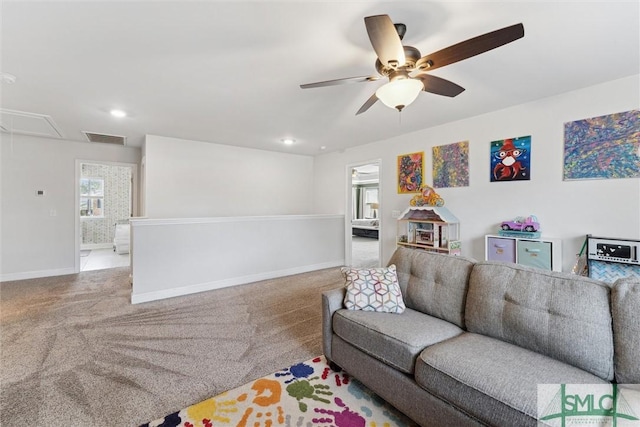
[82,131,127,146]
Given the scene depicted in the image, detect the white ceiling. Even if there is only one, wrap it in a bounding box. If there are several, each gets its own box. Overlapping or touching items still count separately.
[1,1,638,156]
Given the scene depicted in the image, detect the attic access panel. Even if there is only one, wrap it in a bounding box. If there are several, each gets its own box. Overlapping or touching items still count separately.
[0,109,64,138]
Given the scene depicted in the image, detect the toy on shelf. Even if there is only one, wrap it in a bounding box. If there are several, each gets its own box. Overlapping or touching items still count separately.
[396,206,461,256]
[409,184,444,207]
[498,215,541,238]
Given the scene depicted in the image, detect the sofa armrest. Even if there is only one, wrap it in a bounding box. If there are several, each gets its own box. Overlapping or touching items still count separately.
[322,287,346,363]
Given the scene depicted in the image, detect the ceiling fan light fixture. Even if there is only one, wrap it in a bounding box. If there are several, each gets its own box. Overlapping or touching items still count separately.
[375,78,423,112]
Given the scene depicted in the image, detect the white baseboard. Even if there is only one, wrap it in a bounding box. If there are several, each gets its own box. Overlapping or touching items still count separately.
[1,267,77,282]
[131,260,344,304]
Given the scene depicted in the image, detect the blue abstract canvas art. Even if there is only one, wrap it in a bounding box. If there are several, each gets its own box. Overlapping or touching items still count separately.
[563,110,640,180]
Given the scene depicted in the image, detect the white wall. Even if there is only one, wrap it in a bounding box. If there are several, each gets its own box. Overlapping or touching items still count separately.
[313,75,640,272]
[144,135,314,218]
[1,134,140,280]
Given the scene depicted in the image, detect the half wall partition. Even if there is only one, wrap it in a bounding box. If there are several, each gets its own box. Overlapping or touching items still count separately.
[130,214,345,303]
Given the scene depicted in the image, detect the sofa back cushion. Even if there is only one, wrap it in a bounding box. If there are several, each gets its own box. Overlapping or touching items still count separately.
[466,261,614,381]
[611,277,640,383]
[387,247,476,328]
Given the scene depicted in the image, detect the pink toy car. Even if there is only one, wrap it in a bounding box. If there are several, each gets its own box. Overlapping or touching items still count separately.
[501,215,540,232]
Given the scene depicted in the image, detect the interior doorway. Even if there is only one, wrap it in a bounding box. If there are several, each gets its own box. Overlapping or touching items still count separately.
[346,160,381,268]
[75,160,138,272]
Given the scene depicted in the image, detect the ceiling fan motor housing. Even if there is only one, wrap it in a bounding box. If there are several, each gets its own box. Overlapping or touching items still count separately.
[394,23,407,40]
[375,45,421,76]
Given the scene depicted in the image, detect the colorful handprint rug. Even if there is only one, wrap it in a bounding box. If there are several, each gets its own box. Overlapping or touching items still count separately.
[142,355,418,427]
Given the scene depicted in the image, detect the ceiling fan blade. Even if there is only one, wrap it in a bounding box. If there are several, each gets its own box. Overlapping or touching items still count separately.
[356,92,379,115]
[364,15,406,67]
[415,74,465,97]
[416,23,524,71]
[300,75,381,89]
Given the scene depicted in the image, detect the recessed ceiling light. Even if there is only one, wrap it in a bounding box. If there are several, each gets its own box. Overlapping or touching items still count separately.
[319,146,327,151]
[110,109,127,118]
[282,138,295,145]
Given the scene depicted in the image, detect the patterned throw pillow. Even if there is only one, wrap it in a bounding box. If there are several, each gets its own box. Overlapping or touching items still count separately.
[341,265,406,313]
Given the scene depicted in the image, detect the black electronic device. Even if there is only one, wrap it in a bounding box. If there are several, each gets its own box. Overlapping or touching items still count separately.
[587,236,639,265]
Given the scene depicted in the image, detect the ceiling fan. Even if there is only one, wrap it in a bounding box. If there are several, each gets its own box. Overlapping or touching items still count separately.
[300,15,524,114]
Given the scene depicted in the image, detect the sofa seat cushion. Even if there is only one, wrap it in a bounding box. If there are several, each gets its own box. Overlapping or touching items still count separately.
[415,333,608,426]
[333,307,463,374]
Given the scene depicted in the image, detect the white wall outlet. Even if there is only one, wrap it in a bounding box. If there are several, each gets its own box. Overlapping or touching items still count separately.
[49,209,57,217]
[391,210,401,219]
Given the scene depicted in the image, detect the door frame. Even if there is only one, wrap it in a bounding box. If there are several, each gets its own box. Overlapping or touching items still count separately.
[345,159,382,267]
[74,159,139,273]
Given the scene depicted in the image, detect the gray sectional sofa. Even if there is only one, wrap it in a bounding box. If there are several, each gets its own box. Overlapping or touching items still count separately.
[322,247,640,426]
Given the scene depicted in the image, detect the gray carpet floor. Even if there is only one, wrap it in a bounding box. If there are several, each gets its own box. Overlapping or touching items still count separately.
[0,266,345,427]
[351,235,380,268]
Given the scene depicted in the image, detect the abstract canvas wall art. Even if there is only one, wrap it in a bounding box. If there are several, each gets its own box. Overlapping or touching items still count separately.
[563,110,640,180]
[432,141,469,188]
[397,151,423,193]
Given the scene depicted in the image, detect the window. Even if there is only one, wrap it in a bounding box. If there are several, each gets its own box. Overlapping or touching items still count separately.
[364,188,378,204]
[80,178,104,217]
